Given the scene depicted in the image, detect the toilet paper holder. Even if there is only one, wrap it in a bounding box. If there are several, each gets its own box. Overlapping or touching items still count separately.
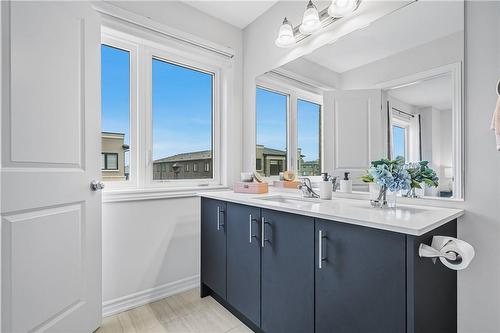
[419,243,462,264]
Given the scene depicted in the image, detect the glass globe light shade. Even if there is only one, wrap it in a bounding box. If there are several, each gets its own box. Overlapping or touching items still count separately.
[275,17,296,48]
[299,1,321,34]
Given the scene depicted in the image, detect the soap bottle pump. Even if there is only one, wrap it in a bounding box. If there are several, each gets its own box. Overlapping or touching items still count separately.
[340,172,352,193]
[319,172,332,200]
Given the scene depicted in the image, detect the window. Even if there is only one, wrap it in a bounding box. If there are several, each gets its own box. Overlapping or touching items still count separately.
[392,125,407,161]
[101,28,225,192]
[102,153,119,170]
[256,87,288,178]
[101,44,131,182]
[152,59,214,181]
[297,99,321,176]
[256,158,262,171]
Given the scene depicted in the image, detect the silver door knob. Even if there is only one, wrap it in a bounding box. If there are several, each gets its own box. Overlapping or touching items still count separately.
[90,180,105,191]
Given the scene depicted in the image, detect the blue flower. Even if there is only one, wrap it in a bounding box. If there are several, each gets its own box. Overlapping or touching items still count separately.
[368,164,394,188]
[388,169,411,192]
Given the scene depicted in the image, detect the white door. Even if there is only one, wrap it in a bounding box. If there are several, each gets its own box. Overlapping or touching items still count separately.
[324,90,385,187]
[1,2,102,332]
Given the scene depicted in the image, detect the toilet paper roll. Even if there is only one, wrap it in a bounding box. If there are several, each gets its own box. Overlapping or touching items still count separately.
[431,236,475,270]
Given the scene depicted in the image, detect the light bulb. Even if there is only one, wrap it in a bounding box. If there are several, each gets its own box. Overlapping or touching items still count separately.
[299,0,321,35]
[275,17,296,48]
[328,0,358,18]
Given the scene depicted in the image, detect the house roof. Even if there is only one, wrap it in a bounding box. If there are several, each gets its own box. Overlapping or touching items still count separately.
[154,150,212,163]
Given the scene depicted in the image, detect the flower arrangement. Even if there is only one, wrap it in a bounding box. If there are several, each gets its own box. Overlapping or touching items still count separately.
[403,161,439,197]
[362,157,439,206]
[361,157,412,192]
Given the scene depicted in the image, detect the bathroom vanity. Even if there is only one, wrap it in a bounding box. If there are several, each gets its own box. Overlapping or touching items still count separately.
[199,191,464,333]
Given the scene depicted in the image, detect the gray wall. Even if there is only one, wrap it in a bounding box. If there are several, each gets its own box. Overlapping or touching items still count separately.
[459,2,500,332]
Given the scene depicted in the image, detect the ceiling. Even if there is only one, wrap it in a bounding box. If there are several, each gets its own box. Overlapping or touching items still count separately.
[304,0,464,73]
[388,74,452,110]
[182,1,278,29]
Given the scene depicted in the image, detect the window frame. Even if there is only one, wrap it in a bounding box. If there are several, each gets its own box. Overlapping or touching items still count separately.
[144,46,221,188]
[101,34,138,189]
[101,152,119,171]
[255,79,323,181]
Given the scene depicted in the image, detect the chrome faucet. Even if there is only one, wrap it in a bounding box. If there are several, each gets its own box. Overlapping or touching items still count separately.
[298,177,320,198]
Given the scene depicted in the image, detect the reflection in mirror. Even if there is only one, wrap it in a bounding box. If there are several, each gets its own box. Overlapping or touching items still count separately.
[386,72,456,198]
[256,0,464,199]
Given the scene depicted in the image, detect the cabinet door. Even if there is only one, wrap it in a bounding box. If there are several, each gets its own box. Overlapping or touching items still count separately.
[261,209,314,333]
[226,203,261,326]
[201,198,227,298]
[315,219,406,333]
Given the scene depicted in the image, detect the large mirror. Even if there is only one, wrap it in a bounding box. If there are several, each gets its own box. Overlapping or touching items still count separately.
[255,0,464,199]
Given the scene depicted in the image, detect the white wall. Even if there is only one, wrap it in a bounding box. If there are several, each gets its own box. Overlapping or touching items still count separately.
[102,197,200,315]
[341,31,463,89]
[100,1,243,315]
[244,1,500,332]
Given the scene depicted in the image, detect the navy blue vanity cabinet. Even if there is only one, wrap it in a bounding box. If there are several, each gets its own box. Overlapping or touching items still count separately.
[261,209,315,333]
[406,221,457,333]
[226,203,261,327]
[201,198,227,299]
[315,218,406,333]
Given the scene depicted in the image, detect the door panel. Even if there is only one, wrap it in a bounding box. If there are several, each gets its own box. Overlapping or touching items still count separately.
[1,2,101,332]
[201,198,227,298]
[226,203,260,326]
[324,89,384,186]
[315,219,406,333]
[261,209,314,333]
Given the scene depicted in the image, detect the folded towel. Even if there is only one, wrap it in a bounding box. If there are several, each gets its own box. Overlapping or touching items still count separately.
[491,96,500,151]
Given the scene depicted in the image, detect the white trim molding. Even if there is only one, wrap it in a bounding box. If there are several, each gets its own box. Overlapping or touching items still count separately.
[102,275,200,317]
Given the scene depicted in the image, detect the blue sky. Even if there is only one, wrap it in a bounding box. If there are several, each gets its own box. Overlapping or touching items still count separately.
[297,99,320,162]
[152,59,212,160]
[101,45,130,145]
[256,88,287,153]
[393,125,406,160]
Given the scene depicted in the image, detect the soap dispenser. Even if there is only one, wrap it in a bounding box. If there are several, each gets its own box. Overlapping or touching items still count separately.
[340,172,352,193]
[319,172,332,200]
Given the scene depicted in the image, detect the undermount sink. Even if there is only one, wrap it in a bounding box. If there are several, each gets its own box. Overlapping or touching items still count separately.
[255,195,322,210]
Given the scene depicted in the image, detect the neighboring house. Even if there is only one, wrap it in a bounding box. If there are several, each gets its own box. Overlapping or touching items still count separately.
[255,145,286,177]
[101,132,129,181]
[153,150,213,180]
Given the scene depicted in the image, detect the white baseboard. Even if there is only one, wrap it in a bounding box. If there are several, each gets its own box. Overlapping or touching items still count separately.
[102,275,200,317]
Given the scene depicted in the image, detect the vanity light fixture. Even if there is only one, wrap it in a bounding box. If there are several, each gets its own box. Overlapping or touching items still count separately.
[275,17,296,48]
[275,0,361,48]
[328,0,358,18]
[299,0,321,35]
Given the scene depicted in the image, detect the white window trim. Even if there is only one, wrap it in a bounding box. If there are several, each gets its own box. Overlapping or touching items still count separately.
[101,34,138,190]
[101,25,230,195]
[255,77,323,182]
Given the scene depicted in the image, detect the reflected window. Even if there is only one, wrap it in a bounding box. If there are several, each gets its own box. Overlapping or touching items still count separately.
[392,125,407,161]
[297,99,321,176]
[256,87,288,178]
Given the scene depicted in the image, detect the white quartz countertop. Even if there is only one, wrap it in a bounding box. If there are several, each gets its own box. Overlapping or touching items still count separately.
[198,189,464,236]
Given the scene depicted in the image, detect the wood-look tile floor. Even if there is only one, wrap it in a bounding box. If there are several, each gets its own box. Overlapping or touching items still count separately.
[96,288,252,333]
